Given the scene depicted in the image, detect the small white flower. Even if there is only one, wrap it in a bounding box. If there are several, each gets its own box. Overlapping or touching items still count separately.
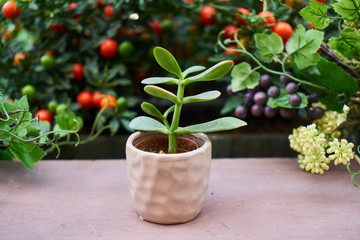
[327,138,354,165]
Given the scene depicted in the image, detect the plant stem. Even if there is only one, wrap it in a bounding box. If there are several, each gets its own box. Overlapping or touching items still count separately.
[168,83,185,153]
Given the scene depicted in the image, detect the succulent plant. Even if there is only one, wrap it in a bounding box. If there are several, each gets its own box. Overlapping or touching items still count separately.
[129,47,247,153]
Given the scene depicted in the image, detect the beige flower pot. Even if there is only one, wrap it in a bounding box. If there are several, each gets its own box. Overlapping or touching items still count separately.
[126,131,212,224]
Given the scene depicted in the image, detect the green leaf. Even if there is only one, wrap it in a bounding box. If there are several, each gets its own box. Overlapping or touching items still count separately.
[10,141,36,153]
[299,1,330,29]
[129,116,168,134]
[329,28,360,59]
[9,144,45,170]
[144,85,179,104]
[220,95,243,115]
[141,102,164,119]
[182,66,206,78]
[153,47,182,79]
[313,58,357,111]
[254,33,284,62]
[183,90,221,104]
[267,89,308,109]
[55,109,83,132]
[141,77,179,85]
[174,117,247,135]
[333,0,360,21]
[231,62,260,91]
[184,60,234,84]
[286,25,323,69]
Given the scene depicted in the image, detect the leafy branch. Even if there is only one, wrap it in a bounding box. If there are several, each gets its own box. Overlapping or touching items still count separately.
[217,25,335,94]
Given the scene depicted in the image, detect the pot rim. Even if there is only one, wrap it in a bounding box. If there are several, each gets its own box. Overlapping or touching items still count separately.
[126,131,211,159]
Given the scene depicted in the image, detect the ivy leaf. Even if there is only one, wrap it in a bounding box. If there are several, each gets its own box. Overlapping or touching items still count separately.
[315,58,357,111]
[55,109,83,132]
[254,32,284,62]
[231,62,260,91]
[329,28,360,59]
[220,95,243,115]
[267,89,308,109]
[286,24,324,69]
[299,1,330,29]
[333,0,360,21]
[9,144,45,170]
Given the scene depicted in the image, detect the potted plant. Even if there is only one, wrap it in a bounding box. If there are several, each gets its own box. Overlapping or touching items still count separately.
[126,47,247,224]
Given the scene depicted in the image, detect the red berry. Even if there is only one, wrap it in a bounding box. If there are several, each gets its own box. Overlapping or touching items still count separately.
[236,8,250,26]
[222,25,238,40]
[104,5,113,17]
[77,90,93,109]
[258,11,276,29]
[99,39,118,59]
[71,63,84,81]
[35,109,53,123]
[2,1,20,19]
[199,6,216,26]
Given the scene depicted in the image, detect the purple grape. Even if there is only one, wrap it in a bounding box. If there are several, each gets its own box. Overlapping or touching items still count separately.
[307,93,325,104]
[251,104,264,117]
[27,136,38,143]
[264,106,276,118]
[280,71,293,84]
[226,84,235,96]
[267,85,280,98]
[286,82,299,94]
[308,106,324,120]
[289,93,302,107]
[10,121,18,127]
[247,86,260,93]
[259,74,272,88]
[280,108,297,118]
[253,91,268,106]
[235,105,247,119]
[243,92,254,106]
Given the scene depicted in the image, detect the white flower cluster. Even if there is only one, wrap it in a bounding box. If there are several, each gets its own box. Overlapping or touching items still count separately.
[289,105,354,174]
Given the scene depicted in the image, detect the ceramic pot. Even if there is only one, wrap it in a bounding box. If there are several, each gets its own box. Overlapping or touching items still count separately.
[126,131,212,224]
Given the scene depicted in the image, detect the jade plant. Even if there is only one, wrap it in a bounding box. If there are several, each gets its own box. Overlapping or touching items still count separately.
[129,47,247,154]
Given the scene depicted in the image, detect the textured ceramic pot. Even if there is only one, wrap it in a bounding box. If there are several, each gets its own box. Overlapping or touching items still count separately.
[126,131,212,224]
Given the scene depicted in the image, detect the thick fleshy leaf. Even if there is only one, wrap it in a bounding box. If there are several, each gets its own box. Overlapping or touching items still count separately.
[153,47,182,79]
[141,102,164,119]
[183,90,221,104]
[144,85,179,104]
[129,116,168,134]
[182,66,206,78]
[141,77,179,85]
[184,60,234,85]
[174,117,247,135]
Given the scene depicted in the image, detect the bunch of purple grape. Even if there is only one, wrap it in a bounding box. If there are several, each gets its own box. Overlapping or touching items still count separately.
[228,72,323,119]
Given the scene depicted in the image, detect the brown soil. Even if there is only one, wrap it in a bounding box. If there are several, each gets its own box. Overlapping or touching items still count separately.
[134,136,198,154]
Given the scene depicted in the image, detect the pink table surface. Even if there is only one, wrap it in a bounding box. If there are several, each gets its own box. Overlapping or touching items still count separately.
[0,159,359,240]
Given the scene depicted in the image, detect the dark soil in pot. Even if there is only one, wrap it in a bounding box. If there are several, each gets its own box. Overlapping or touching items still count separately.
[134,136,198,154]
